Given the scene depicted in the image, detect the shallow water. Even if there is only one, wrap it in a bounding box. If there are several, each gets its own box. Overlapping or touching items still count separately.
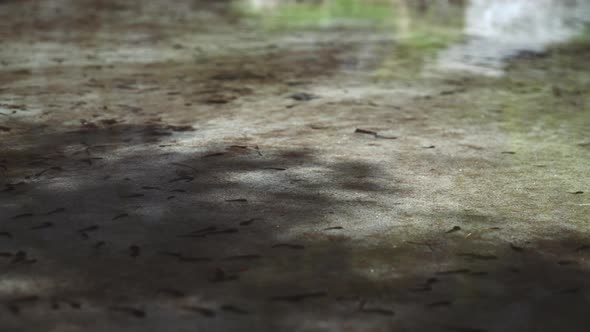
[0,1,589,331]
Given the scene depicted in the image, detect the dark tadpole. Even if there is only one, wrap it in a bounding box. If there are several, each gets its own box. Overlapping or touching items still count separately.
[159,251,212,263]
[51,298,81,310]
[34,166,63,177]
[93,241,105,249]
[112,213,129,220]
[6,296,39,315]
[43,208,66,215]
[290,92,318,101]
[359,307,395,316]
[324,226,344,231]
[457,253,498,260]
[11,251,36,264]
[78,225,99,233]
[427,301,452,308]
[220,305,249,315]
[272,243,305,250]
[182,306,216,317]
[110,306,145,318]
[189,226,217,234]
[78,157,103,165]
[0,231,12,238]
[203,152,225,158]
[358,301,395,316]
[209,268,238,283]
[409,285,432,292]
[239,218,258,226]
[436,269,471,276]
[558,287,581,294]
[157,288,185,298]
[225,198,247,202]
[169,175,194,183]
[129,245,140,258]
[355,128,397,140]
[409,277,438,292]
[558,260,577,266]
[141,186,161,191]
[445,226,461,234]
[12,213,33,219]
[181,228,238,238]
[223,254,261,261]
[270,292,327,303]
[167,125,194,132]
[120,193,144,198]
[31,222,53,230]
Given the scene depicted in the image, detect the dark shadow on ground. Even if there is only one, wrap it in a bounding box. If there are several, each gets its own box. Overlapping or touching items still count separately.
[1,124,590,332]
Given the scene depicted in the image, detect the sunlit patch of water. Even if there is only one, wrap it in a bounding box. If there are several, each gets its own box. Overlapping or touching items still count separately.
[435,0,590,76]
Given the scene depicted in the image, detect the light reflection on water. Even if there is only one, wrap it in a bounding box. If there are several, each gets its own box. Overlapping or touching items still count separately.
[436,0,590,76]
[244,0,590,76]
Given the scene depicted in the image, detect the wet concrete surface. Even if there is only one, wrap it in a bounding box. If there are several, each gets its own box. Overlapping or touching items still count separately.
[1,0,590,331]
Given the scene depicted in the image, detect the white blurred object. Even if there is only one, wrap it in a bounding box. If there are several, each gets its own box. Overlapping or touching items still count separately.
[436,0,590,76]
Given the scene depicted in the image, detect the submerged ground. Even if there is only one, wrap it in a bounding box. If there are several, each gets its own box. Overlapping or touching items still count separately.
[1,0,589,331]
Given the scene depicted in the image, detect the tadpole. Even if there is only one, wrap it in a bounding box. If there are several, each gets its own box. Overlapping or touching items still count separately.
[239,218,258,226]
[436,269,471,275]
[324,226,344,231]
[272,243,305,250]
[157,288,185,297]
[112,213,129,220]
[509,243,524,252]
[209,268,238,283]
[223,254,261,261]
[271,292,327,302]
[44,208,66,215]
[129,245,140,257]
[457,253,498,260]
[427,301,452,308]
[110,306,145,318]
[31,222,53,230]
[354,128,397,139]
[182,306,216,317]
[445,226,461,234]
[12,213,33,219]
[0,231,12,238]
[121,193,144,198]
[220,304,249,314]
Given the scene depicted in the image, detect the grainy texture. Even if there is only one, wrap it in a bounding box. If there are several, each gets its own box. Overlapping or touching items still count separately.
[1,1,590,331]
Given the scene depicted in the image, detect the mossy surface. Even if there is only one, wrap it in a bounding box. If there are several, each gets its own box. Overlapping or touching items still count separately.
[237,0,398,30]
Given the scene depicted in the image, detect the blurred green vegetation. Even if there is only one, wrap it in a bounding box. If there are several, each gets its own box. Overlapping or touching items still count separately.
[238,0,398,29]
[372,3,465,80]
[571,23,590,44]
[238,0,466,79]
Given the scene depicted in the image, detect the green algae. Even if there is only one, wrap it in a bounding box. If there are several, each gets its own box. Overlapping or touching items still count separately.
[237,0,398,30]
[371,4,465,80]
[442,43,590,230]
